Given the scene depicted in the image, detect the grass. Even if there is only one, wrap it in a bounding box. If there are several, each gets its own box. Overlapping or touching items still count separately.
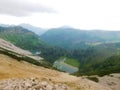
[64,58,80,67]
[0,54,88,89]
[117,48,120,55]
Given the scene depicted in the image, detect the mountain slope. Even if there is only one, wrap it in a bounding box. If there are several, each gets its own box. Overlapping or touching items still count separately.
[0,53,113,90]
[63,42,120,76]
[0,26,45,52]
[0,38,50,67]
[40,28,120,49]
[0,23,47,35]
[0,33,119,90]
[19,23,47,35]
[0,38,114,90]
[0,26,70,64]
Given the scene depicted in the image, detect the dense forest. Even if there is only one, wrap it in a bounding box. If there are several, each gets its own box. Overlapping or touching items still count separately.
[40,44,120,76]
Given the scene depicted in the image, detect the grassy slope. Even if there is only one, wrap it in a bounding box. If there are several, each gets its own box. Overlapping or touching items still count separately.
[0,26,45,51]
[64,58,80,67]
[0,54,111,90]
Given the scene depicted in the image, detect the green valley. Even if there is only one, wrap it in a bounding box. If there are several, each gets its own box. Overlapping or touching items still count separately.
[0,25,120,77]
[64,58,80,67]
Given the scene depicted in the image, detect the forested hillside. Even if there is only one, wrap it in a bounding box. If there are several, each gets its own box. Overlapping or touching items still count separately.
[0,26,45,51]
[0,26,120,76]
[0,26,67,63]
[40,27,120,49]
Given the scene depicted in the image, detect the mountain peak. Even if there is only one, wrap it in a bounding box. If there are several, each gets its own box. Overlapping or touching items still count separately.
[59,25,74,29]
[19,23,47,35]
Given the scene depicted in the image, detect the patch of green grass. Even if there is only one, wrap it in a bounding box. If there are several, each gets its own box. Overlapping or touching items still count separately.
[117,48,120,55]
[64,58,80,67]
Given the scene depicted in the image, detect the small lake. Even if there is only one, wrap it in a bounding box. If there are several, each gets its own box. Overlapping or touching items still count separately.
[53,58,79,73]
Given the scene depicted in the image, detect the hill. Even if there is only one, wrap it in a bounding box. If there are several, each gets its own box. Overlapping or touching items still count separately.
[1,54,115,90]
[61,42,120,76]
[0,26,45,52]
[0,27,120,89]
[0,39,118,90]
[0,26,120,76]
[0,26,69,64]
[40,27,120,49]
[0,24,47,35]
[19,23,47,35]
[0,38,50,67]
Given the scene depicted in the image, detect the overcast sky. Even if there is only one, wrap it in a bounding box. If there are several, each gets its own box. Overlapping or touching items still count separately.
[0,0,120,30]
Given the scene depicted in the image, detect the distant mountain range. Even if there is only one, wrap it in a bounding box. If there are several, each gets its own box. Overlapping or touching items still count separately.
[0,26,45,51]
[19,23,48,35]
[0,23,48,35]
[40,27,120,49]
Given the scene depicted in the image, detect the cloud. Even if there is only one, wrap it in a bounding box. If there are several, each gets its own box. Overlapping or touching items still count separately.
[0,0,56,17]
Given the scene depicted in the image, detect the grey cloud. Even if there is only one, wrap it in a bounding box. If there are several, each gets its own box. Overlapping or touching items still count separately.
[0,0,56,17]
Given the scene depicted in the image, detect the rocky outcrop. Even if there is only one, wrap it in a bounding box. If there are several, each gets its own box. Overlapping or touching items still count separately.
[98,74,120,90]
[0,78,69,90]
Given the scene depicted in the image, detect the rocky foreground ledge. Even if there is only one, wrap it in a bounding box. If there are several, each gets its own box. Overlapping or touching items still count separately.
[0,78,69,90]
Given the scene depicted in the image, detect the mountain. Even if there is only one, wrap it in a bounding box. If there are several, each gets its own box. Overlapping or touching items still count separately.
[0,38,50,68]
[0,38,119,90]
[40,27,120,76]
[0,23,48,35]
[0,25,120,77]
[0,24,11,27]
[40,27,120,49]
[19,23,47,35]
[0,26,120,90]
[60,42,120,76]
[0,26,45,52]
[0,26,70,64]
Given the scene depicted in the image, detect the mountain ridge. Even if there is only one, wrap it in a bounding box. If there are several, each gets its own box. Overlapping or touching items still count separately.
[0,26,45,52]
[19,23,47,35]
[40,27,120,49]
[0,38,50,67]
